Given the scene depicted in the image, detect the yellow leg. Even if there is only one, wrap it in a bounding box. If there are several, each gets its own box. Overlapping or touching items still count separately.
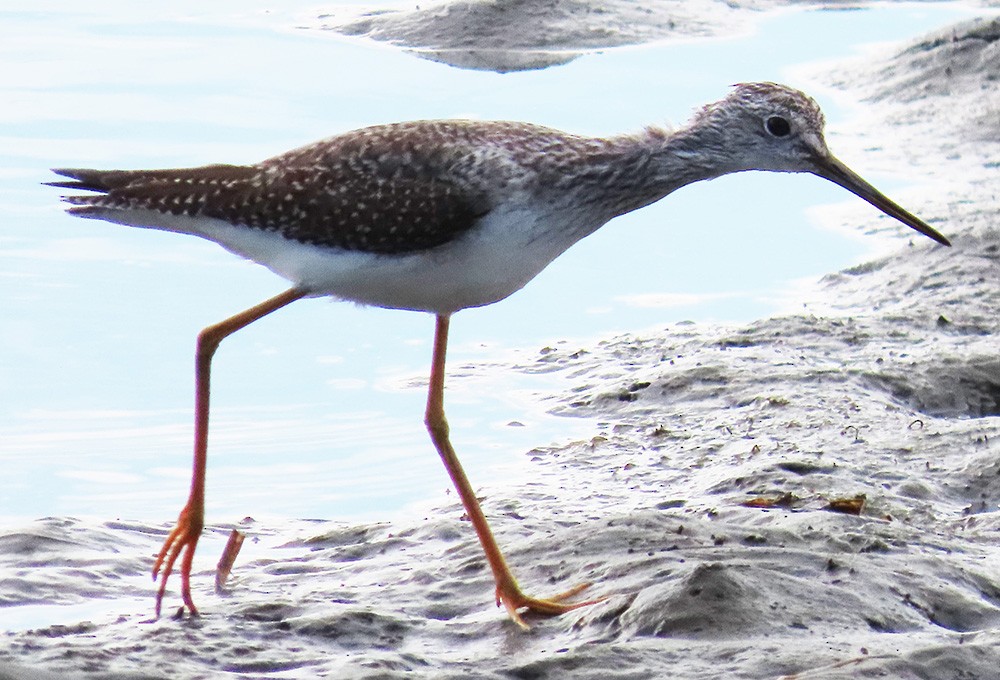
[152,287,307,617]
[424,314,602,629]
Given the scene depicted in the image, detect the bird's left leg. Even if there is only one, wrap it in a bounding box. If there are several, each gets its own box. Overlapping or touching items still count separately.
[153,287,308,617]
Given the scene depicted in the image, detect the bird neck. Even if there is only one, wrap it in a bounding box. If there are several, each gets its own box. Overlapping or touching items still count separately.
[569,123,740,221]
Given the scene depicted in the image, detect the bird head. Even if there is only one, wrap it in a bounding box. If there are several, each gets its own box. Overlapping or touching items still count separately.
[695,82,950,246]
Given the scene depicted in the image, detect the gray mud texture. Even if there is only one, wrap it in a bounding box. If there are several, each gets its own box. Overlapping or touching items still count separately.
[313,0,1000,72]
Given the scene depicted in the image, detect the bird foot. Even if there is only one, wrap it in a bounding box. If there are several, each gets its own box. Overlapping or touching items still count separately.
[496,579,604,630]
[152,502,204,618]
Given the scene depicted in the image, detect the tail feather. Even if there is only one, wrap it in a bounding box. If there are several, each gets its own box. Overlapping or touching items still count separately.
[48,164,262,218]
[47,168,119,192]
[48,164,255,193]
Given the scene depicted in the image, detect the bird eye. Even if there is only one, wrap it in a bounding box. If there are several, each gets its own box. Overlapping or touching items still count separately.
[765,116,791,137]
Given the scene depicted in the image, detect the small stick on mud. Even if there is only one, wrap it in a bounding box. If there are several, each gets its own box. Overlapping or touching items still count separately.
[215,529,246,594]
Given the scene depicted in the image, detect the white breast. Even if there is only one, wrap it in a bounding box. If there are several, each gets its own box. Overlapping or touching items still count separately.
[91,203,602,315]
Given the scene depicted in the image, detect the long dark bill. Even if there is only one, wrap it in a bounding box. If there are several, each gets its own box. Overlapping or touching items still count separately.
[815,155,950,247]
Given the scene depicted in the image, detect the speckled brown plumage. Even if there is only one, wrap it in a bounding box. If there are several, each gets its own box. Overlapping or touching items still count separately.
[52,121,659,255]
[52,82,948,266]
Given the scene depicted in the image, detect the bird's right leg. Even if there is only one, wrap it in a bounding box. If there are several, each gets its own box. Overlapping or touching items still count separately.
[152,287,307,617]
[424,314,602,629]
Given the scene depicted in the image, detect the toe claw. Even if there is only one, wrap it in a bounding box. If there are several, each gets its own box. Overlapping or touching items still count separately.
[151,505,203,618]
[497,579,604,629]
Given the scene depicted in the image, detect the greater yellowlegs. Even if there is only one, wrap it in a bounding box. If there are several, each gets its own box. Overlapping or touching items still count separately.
[50,82,950,629]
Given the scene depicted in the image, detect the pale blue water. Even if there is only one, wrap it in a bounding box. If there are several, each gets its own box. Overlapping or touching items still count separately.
[0,1,974,526]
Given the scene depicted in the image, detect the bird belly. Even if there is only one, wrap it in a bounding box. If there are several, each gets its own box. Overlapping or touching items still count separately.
[88,206,584,315]
[286,207,583,313]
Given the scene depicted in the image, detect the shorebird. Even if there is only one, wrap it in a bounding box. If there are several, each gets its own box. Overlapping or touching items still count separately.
[50,82,949,629]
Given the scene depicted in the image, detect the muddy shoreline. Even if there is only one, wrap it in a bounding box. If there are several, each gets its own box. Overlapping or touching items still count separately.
[3,4,1000,679]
